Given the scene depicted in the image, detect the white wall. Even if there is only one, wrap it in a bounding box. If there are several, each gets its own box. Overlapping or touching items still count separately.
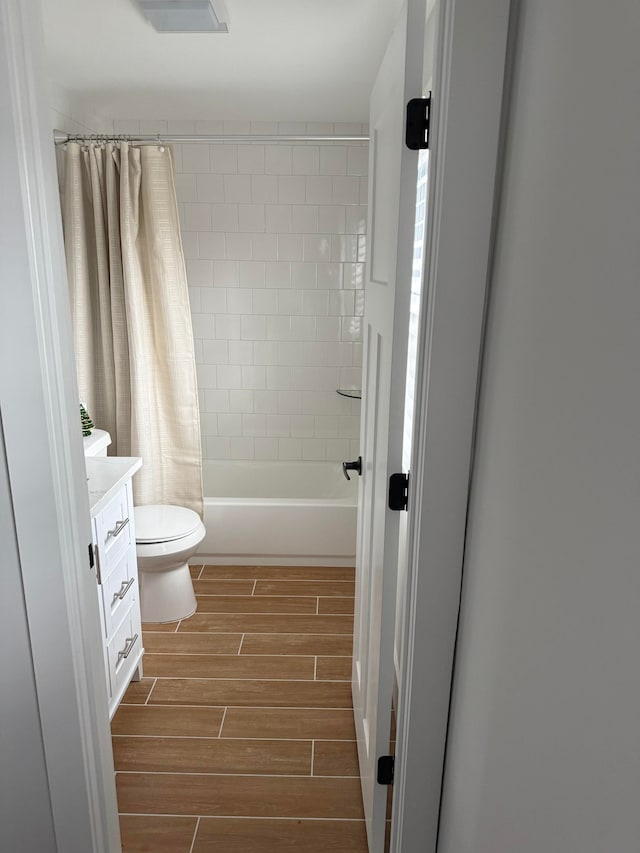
[112,119,366,467]
[439,1,640,850]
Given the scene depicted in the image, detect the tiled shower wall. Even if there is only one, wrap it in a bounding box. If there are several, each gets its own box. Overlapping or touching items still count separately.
[114,119,367,464]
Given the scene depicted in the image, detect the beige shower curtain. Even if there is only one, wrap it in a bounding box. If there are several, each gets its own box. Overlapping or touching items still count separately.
[61,141,203,517]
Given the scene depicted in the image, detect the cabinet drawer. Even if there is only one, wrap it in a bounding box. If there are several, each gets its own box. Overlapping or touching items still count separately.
[101,546,138,638]
[107,607,143,702]
[95,484,132,578]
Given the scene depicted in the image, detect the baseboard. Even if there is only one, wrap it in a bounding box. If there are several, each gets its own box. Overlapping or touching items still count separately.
[190,555,356,568]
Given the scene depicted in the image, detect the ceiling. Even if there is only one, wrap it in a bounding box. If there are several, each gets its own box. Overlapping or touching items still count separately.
[43,0,405,122]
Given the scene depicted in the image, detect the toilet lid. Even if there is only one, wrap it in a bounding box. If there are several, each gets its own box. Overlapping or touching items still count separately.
[134,505,202,544]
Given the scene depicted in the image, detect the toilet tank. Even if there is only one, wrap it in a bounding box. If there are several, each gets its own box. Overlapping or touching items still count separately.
[83,429,112,457]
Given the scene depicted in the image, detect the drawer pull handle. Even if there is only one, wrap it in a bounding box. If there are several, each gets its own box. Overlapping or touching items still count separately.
[117,634,139,663]
[112,577,135,605]
[107,518,129,539]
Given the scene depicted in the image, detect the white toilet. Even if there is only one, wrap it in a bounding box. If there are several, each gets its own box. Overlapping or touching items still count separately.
[134,504,205,623]
[84,429,206,623]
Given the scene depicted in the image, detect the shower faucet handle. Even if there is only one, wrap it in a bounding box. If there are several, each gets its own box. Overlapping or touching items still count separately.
[342,457,362,481]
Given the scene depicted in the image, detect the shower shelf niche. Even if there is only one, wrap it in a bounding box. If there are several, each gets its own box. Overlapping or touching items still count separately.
[336,389,362,400]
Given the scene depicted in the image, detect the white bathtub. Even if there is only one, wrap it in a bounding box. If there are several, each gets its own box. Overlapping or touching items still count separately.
[197,460,358,566]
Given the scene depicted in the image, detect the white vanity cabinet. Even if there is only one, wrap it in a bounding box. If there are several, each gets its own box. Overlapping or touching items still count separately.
[86,456,144,719]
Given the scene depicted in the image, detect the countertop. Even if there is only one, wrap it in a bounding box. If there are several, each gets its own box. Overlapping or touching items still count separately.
[86,456,142,516]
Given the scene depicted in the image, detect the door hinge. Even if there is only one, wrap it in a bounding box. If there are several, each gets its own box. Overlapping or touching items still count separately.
[91,543,102,584]
[406,94,431,150]
[88,542,94,569]
[377,755,395,785]
[388,472,409,511]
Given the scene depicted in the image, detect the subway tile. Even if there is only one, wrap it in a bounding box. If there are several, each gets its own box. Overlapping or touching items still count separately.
[200,288,227,314]
[278,341,305,366]
[326,438,351,460]
[316,262,343,290]
[266,315,291,341]
[253,390,280,414]
[193,336,204,362]
[229,389,254,412]
[241,315,266,341]
[291,262,317,289]
[265,145,292,175]
[223,120,251,135]
[217,413,242,436]
[229,341,253,365]
[224,174,252,203]
[237,144,265,174]
[254,436,279,460]
[252,289,278,315]
[278,390,303,414]
[251,234,279,261]
[226,233,252,260]
[278,121,306,135]
[290,414,315,438]
[333,176,360,205]
[314,415,339,438]
[339,415,361,439]
[191,313,214,338]
[327,342,354,367]
[185,203,212,231]
[291,205,319,234]
[217,365,242,389]
[230,436,254,459]
[342,262,365,289]
[186,258,213,287]
[302,390,328,415]
[265,205,292,234]
[318,205,346,234]
[215,314,241,340]
[242,413,266,436]
[341,316,362,342]
[349,438,360,459]
[209,143,238,173]
[290,316,317,341]
[320,146,347,176]
[340,367,362,389]
[329,291,355,316]
[278,234,304,262]
[302,438,327,460]
[196,364,217,389]
[345,204,367,234]
[181,231,199,259]
[266,366,292,390]
[279,437,302,460]
[253,341,279,365]
[227,288,253,315]
[211,202,239,232]
[302,291,329,316]
[195,119,223,134]
[251,174,278,203]
[303,234,331,262]
[353,342,363,367]
[266,414,290,437]
[181,143,209,173]
[331,235,358,262]
[238,204,265,233]
[303,342,329,366]
[206,436,230,458]
[114,119,140,134]
[203,340,228,364]
[167,119,196,134]
[196,174,224,203]
[306,175,333,204]
[239,260,266,288]
[359,176,369,204]
[277,290,303,315]
[278,175,306,204]
[198,232,226,260]
[292,145,319,175]
[213,259,239,287]
[357,234,367,263]
[241,365,266,389]
[251,121,278,135]
[335,121,364,137]
[347,146,369,176]
[205,389,229,413]
[175,173,197,202]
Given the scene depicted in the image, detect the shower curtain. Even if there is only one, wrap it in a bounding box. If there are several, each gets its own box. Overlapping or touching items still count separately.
[61,141,203,517]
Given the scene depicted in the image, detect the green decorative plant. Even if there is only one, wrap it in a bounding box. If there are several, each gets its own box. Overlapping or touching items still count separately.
[80,402,94,437]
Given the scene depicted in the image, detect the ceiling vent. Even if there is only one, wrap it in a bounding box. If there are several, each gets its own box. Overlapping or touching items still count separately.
[137,1,229,33]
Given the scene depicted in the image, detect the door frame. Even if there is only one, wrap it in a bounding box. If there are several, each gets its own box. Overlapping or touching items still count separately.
[0,1,120,850]
[391,0,513,850]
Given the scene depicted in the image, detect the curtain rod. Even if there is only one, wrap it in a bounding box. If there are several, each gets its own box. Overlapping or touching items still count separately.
[53,130,369,145]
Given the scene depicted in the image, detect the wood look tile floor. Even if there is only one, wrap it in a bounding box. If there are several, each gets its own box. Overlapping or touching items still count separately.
[114,564,367,852]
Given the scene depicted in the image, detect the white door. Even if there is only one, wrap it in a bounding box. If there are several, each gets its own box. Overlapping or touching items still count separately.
[351,1,429,848]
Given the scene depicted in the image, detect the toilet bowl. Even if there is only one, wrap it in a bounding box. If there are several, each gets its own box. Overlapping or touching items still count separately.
[134,504,206,623]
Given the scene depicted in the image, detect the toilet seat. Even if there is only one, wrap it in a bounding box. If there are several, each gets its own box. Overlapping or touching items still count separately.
[134,504,202,544]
